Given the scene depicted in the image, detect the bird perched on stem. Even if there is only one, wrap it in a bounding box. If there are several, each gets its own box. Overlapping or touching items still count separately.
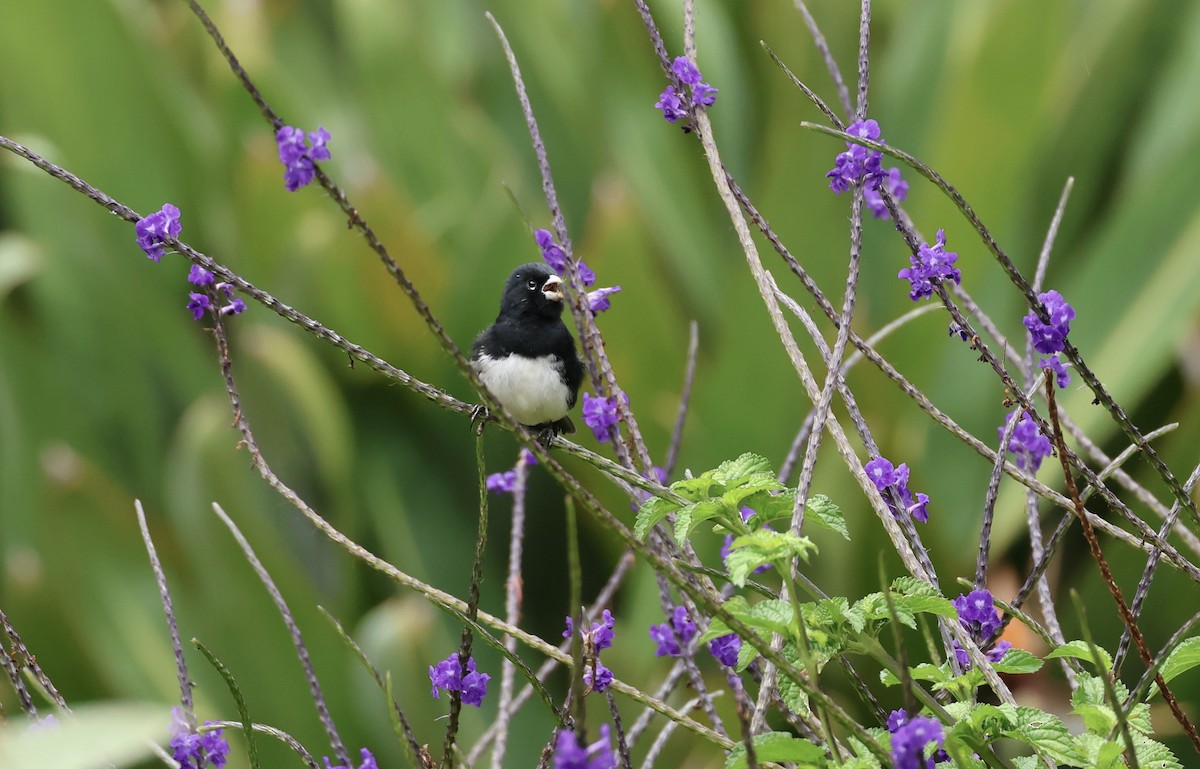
[470,262,584,442]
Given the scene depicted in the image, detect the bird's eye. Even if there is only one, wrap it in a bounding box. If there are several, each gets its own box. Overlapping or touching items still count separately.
[527,279,538,290]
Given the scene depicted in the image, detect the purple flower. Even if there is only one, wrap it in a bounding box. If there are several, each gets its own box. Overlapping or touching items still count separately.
[554,725,617,769]
[948,322,970,342]
[187,292,211,321]
[654,86,687,123]
[864,167,909,219]
[581,392,623,443]
[888,710,945,769]
[656,57,718,122]
[323,749,379,769]
[564,609,616,692]
[898,230,962,301]
[486,472,516,493]
[692,82,719,107]
[672,56,702,86]
[486,449,538,494]
[577,261,596,287]
[864,456,931,523]
[585,661,614,692]
[670,56,719,107]
[535,229,568,273]
[952,589,1013,667]
[826,119,885,194]
[429,653,490,706]
[136,203,183,262]
[276,125,331,191]
[1023,290,1075,355]
[169,709,230,769]
[865,456,901,490]
[1039,354,1071,388]
[219,297,246,316]
[999,411,1052,471]
[954,590,1003,639]
[564,608,616,651]
[587,286,622,313]
[187,265,214,286]
[709,633,742,667]
[649,605,697,657]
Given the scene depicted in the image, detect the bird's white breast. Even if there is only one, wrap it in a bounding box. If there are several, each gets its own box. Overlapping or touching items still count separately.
[472,353,571,425]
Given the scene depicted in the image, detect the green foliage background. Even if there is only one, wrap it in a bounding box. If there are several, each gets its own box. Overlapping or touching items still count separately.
[3,0,1200,764]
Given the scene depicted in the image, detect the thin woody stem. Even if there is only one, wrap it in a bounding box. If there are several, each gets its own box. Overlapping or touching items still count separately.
[1043,378,1200,753]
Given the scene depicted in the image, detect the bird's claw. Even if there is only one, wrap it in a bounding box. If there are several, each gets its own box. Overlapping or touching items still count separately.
[470,405,492,436]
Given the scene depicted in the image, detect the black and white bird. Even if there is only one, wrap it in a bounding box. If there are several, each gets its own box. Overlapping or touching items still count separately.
[470,262,584,438]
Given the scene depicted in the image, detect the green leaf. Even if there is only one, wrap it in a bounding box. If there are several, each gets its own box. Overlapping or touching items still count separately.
[712,453,774,485]
[742,599,795,636]
[892,594,957,619]
[1,702,168,769]
[817,596,865,634]
[725,530,817,586]
[669,475,721,501]
[736,633,762,671]
[722,474,787,508]
[1155,636,1200,690]
[1047,640,1114,671]
[879,662,954,687]
[840,736,884,769]
[697,597,748,644]
[1131,733,1182,769]
[856,591,917,629]
[673,498,730,542]
[890,575,940,597]
[805,494,850,540]
[1005,707,1088,766]
[724,731,827,769]
[992,648,1044,674]
[634,495,678,539]
[777,672,811,717]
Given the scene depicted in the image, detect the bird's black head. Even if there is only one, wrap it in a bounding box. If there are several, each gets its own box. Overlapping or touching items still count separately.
[497,262,566,320]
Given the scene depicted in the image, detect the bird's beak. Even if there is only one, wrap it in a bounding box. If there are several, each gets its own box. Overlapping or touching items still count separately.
[542,274,564,302]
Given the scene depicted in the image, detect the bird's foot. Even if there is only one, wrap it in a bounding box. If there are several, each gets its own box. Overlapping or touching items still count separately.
[535,427,559,448]
[470,405,493,436]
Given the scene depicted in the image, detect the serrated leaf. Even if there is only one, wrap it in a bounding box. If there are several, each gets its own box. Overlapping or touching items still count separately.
[634,496,678,539]
[1074,703,1117,736]
[713,453,774,485]
[856,591,918,629]
[992,648,1043,674]
[673,498,729,542]
[744,599,795,636]
[1131,732,1182,769]
[1156,636,1200,690]
[805,494,850,540]
[879,662,953,687]
[840,736,884,769]
[777,672,811,717]
[725,530,817,587]
[817,596,865,634]
[891,576,941,597]
[669,475,721,501]
[725,731,826,769]
[1127,702,1153,735]
[1048,640,1114,672]
[722,478,787,510]
[893,594,957,618]
[1006,706,1088,766]
[698,618,733,644]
